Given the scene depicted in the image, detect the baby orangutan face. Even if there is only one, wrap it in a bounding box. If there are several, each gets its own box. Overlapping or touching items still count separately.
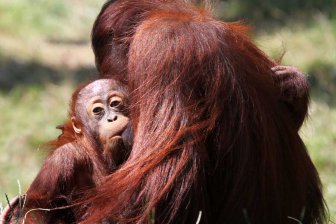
[72,79,130,164]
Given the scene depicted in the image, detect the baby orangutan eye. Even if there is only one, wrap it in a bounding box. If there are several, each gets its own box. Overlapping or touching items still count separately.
[92,106,105,115]
[109,96,123,108]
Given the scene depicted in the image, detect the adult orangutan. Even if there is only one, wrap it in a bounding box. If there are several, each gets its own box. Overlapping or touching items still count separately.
[2,79,130,224]
[80,1,327,224]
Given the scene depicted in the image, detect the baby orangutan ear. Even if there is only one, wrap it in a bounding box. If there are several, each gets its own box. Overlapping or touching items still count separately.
[71,116,82,134]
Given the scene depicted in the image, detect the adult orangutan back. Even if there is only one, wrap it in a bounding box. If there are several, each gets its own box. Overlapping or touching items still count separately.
[84,1,327,223]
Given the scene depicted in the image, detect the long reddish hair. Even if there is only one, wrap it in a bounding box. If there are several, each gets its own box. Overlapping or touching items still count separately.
[83,1,326,223]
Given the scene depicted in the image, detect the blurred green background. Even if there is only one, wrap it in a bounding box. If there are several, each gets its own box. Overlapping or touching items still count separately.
[0,0,335,220]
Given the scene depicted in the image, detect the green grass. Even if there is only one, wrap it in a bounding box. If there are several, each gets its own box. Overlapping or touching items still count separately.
[0,0,101,207]
[303,101,336,220]
[0,83,74,202]
[0,0,335,222]
[0,0,103,40]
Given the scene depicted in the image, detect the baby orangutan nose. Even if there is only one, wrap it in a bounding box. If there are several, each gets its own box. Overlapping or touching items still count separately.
[108,115,118,122]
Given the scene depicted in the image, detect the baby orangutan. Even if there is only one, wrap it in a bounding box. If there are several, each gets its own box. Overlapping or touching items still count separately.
[2,79,130,224]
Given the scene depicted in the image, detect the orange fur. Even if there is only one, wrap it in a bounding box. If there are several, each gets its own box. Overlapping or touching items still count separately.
[84,1,326,223]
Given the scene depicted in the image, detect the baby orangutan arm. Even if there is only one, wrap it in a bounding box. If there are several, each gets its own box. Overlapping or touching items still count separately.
[272,65,309,130]
[11,143,95,224]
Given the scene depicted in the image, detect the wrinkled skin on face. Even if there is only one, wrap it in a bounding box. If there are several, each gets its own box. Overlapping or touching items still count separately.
[73,79,130,165]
